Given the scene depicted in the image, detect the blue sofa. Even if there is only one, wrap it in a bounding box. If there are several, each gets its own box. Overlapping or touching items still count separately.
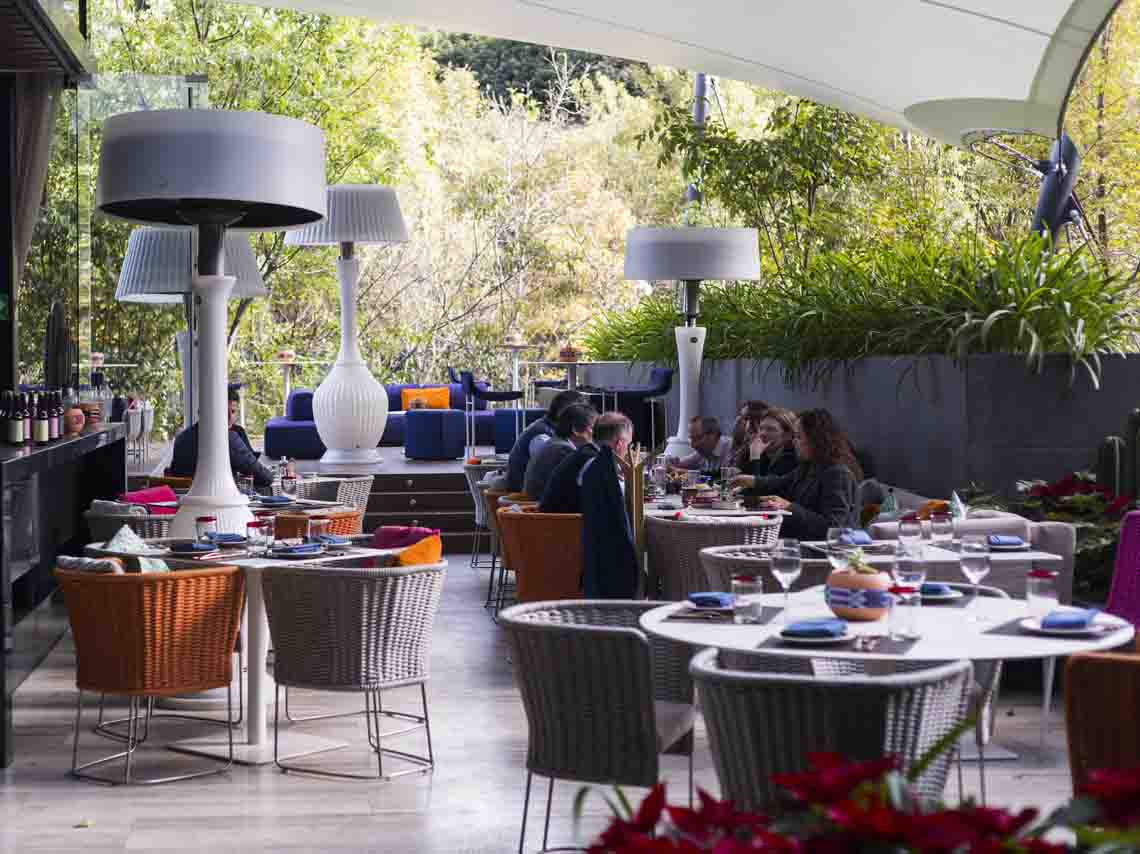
[263,384,497,461]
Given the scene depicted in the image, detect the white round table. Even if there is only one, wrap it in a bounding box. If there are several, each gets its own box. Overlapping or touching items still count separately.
[639,588,1134,663]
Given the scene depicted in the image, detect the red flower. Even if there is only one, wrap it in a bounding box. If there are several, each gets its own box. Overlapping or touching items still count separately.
[1106,493,1134,517]
[591,783,668,852]
[667,789,770,841]
[772,753,900,805]
[1081,767,1140,826]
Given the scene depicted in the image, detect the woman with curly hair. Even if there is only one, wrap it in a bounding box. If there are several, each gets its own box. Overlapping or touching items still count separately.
[730,408,861,540]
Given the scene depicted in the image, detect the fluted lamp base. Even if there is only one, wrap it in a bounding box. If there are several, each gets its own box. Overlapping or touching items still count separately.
[313,361,389,471]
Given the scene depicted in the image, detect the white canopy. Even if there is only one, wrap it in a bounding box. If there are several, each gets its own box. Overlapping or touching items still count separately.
[260,0,1118,146]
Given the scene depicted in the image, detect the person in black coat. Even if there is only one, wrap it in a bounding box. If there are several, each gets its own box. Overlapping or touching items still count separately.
[739,407,799,479]
[170,386,274,489]
[539,412,629,515]
[731,408,860,541]
[579,438,638,598]
[502,389,588,492]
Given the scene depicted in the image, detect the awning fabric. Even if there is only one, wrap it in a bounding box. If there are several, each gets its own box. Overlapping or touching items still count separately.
[257,0,1120,147]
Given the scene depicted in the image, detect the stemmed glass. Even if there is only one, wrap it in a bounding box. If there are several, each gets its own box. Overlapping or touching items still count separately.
[898,516,923,558]
[959,534,991,621]
[825,527,854,572]
[771,538,802,623]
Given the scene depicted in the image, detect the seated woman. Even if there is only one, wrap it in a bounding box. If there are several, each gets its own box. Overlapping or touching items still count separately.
[729,400,770,469]
[740,407,799,479]
[730,408,860,541]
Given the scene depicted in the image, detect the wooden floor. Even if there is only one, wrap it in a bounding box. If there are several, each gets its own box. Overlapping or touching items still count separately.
[1,556,1079,853]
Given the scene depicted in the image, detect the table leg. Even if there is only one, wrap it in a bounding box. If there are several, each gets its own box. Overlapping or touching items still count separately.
[510,352,521,392]
[281,365,292,416]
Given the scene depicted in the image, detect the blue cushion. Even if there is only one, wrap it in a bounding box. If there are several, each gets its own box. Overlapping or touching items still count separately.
[782,618,848,638]
[380,411,406,446]
[264,415,326,460]
[473,410,495,445]
[494,408,546,454]
[285,390,314,421]
[921,582,953,596]
[988,534,1025,547]
[405,409,466,460]
[839,528,873,546]
[1041,608,1098,629]
[688,592,734,609]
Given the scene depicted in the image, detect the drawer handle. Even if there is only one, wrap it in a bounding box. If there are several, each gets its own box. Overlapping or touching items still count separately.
[409,498,417,507]
[411,519,419,527]
[405,479,414,488]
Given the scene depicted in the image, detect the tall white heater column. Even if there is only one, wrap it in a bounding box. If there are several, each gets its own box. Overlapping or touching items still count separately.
[666,325,707,458]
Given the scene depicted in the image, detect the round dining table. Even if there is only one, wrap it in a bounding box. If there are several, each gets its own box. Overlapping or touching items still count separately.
[639,587,1134,663]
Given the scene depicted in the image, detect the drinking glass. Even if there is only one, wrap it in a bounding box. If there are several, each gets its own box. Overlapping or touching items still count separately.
[195,515,218,544]
[959,534,991,621]
[246,521,266,556]
[898,516,923,557]
[888,586,921,640]
[307,515,330,543]
[237,474,255,496]
[280,475,297,497]
[893,547,926,589]
[930,513,953,545]
[1026,568,1059,618]
[771,538,802,622]
[731,574,764,624]
[254,511,276,551]
[825,527,853,572]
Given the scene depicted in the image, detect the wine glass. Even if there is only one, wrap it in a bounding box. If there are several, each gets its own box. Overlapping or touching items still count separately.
[898,516,923,558]
[959,534,991,621]
[771,538,802,622]
[825,527,853,572]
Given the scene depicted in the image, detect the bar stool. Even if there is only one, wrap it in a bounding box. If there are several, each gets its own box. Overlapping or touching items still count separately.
[598,367,673,451]
[460,371,524,458]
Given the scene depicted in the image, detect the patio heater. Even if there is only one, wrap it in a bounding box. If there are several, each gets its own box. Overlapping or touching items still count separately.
[97,109,326,536]
[115,227,267,431]
[285,185,408,470]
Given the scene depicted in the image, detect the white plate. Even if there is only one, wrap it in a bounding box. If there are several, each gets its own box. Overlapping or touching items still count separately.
[921,589,965,602]
[1018,616,1113,637]
[270,546,327,560]
[321,540,353,551]
[777,631,856,645]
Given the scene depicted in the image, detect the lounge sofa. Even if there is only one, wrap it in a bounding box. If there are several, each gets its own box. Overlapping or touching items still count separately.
[264,384,497,460]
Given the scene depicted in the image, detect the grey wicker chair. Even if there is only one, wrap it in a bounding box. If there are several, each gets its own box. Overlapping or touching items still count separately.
[282,475,373,512]
[499,600,695,854]
[646,515,782,601]
[700,543,831,594]
[262,560,446,780]
[464,461,501,570]
[84,509,172,544]
[691,648,971,810]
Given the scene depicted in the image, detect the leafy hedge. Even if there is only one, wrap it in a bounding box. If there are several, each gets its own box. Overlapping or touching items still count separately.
[583,234,1140,388]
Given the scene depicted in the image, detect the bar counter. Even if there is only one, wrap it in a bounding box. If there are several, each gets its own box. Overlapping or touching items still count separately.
[1,423,126,765]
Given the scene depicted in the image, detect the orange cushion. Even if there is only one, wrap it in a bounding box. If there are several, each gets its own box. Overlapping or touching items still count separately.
[398,534,442,566]
[916,499,950,520]
[400,387,450,411]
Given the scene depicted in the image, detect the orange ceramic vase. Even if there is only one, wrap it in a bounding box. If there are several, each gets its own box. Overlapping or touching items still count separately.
[824,568,893,621]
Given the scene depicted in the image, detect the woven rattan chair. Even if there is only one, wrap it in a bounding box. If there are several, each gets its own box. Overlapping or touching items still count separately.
[56,566,245,785]
[496,508,582,603]
[263,560,447,780]
[700,543,828,593]
[1065,650,1140,792]
[646,515,782,600]
[463,461,501,569]
[499,600,695,854]
[84,510,172,544]
[146,474,193,491]
[691,648,971,810]
[483,488,510,610]
[286,475,373,512]
[272,507,363,540]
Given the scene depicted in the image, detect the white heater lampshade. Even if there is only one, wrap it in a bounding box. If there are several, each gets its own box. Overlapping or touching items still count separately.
[115,228,268,303]
[285,184,409,246]
[623,227,761,281]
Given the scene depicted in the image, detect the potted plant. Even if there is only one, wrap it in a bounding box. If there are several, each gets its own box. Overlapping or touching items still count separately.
[825,548,892,621]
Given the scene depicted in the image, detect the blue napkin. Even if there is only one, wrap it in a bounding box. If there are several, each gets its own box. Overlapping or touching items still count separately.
[169,541,216,554]
[921,582,953,596]
[315,534,350,545]
[688,592,735,609]
[1041,608,1098,630]
[782,618,848,638]
[206,532,246,544]
[256,495,292,506]
[272,543,323,556]
[988,534,1024,547]
[839,528,872,546]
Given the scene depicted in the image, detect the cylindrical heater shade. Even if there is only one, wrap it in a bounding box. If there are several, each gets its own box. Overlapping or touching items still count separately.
[285,185,409,246]
[116,228,267,304]
[97,109,327,230]
[623,227,761,281]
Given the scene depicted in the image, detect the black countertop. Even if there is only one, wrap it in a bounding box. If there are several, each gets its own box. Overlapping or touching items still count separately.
[0,424,127,481]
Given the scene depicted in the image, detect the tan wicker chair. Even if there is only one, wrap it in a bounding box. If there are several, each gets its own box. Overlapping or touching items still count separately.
[482,488,510,609]
[272,507,363,540]
[146,474,193,491]
[496,508,582,603]
[691,648,971,809]
[263,560,447,780]
[646,515,783,600]
[55,565,245,785]
[1065,650,1140,791]
[499,600,695,854]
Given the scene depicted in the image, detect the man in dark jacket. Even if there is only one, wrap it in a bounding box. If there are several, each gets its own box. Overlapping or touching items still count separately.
[540,411,631,514]
[170,386,275,489]
[579,436,638,598]
[504,389,587,492]
[523,403,596,500]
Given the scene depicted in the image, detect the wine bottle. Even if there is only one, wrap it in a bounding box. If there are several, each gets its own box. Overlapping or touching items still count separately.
[33,394,49,445]
[21,393,30,442]
[4,392,18,446]
[47,390,59,440]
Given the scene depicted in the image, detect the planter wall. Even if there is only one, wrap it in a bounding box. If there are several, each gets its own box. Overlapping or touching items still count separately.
[579,354,1140,498]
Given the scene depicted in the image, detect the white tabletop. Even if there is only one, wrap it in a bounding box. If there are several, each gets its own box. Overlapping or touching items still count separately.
[639,588,1132,662]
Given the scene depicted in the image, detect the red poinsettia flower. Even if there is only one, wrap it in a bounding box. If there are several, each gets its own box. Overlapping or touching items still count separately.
[1105,493,1134,517]
[1080,767,1140,826]
[772,753,900,805]
[667,789,771,841]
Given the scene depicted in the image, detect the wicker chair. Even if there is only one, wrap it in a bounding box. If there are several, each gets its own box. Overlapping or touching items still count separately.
[700,543,828,593]
[84,510,172,544]
[1065,650,1140,792]
[285,475,373,513]
[691,648,971,810]
[463,462,501,569]
[262,560,447,780]
[495,508,582,603]
[55,566,245,785]
[646,515,783,600]
[499,600,695,854]
[145,474,193,491]
[482,488,510,610]
[272,508,363,540]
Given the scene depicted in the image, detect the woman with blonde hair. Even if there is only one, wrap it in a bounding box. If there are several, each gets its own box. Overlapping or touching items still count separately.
[741,407,799,479]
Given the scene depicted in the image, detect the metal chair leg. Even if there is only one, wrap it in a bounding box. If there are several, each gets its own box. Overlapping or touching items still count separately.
[542,777,554,851]
[956,747,964,803]
[978,742,987,805]
[518,771,533,854]
[1040,656,1056,749]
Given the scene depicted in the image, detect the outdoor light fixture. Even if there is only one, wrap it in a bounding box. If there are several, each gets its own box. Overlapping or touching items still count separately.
[97,109,326,539]
[285,184,409,470]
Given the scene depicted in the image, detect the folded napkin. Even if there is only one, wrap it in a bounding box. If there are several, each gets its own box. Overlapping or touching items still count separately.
[1041,608,1099,630]
[988,534,1025,547]
[688,592,735,609]
[272,543,323,555]
[169,541,216,554]
[256,495,293,506]
[206,532,246,544]
[119,485,178,515]
[315,534,350,545]
[782,618,848,638]
[839,528,872,546]
[921,582,953,596]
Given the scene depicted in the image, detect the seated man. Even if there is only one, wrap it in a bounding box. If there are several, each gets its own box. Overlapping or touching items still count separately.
[169,386,275,489]
[496,389,588,493]
[523,403,596,500]
[540,411,632,515]
[577,415,638,598]
[672,415,733,476]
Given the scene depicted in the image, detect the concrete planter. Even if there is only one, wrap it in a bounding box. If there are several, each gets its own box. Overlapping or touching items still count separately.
[580,354,1140,498]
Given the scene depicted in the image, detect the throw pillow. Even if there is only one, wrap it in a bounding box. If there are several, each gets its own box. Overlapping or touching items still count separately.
[398,534,442,566]
[57,555,125,574]
[104,524,169,573]
[90,499,146,516]
[400,386,450,411]
[371,525,440,549]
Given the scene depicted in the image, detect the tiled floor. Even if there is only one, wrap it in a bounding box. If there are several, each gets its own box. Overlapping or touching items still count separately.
[1,556,1078,852]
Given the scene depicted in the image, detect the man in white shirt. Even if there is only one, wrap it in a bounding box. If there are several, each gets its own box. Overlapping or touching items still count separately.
[673,416,733,476]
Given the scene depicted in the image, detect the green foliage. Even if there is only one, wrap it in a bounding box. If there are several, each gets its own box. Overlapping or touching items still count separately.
[585,233,1139,389]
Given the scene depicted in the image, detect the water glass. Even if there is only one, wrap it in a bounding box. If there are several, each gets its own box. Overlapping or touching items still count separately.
[307,515,330,543]
[1026,568,1059,618]
[280,475,297,497]
[960,534,991,621]
[246,521,266,555]
[898,516,923,557]
[929,513,953,545]
[771,538,802,622]
[254,511,276,551]
[731,574,765,624]
[237,474,255,496]
[893,547,926,588]
[195,515,217,544]
[888,585,921,640]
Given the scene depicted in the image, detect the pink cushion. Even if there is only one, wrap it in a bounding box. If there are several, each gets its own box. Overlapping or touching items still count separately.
[119,486,178,516]
[372,525,440,549]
